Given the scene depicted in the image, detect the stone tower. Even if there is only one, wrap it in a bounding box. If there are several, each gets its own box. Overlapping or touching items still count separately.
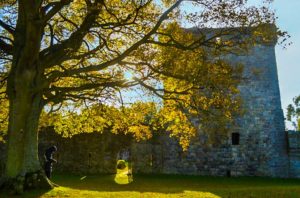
[220,40,289,177]
[132,28,289,177]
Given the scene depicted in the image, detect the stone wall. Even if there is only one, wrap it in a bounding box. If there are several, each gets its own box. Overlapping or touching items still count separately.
[38,128,132,174]
[0,129,299,178]
[223,42,288,177]
[288,131,300,178]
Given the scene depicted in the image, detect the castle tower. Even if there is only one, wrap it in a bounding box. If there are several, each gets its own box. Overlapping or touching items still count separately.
[225,39,289,177]
[131,27,290,177]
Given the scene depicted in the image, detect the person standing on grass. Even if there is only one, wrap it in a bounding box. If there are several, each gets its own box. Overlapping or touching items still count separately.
[44,146,57,179]
[117,148,133,182]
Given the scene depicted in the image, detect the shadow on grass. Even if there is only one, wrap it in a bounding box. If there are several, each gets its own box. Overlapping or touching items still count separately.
[1,174,300,198]
[0,188,51,198]
[50,173,300,197]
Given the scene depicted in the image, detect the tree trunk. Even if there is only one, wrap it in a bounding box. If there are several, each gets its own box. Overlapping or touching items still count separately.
[5,89,51,193]
[1,71,53,194]
[0,2,54,193]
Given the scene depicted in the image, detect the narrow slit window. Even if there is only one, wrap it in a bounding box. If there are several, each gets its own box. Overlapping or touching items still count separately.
[232,133,240,145]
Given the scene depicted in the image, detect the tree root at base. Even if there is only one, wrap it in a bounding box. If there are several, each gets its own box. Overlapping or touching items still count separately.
[0,169,58,194]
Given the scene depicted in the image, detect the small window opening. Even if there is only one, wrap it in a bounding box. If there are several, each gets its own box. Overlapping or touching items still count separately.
[226,170,231,177]
[232,133,240,145]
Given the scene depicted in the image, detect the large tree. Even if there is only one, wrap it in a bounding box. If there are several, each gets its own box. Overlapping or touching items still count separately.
[0,0,285,193]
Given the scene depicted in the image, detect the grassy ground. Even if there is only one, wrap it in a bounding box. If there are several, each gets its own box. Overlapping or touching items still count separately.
[1,174,300,198]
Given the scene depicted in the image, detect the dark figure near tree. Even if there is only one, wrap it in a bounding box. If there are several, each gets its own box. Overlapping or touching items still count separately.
[44,146,57,179]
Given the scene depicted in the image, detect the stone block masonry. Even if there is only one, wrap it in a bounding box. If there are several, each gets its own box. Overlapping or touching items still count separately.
[288,131,300,178]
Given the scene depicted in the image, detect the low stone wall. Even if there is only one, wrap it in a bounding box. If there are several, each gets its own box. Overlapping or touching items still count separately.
[287,131,300,178]
[38,128,132,174]
[0,130,299,178]
[36,130,300,177]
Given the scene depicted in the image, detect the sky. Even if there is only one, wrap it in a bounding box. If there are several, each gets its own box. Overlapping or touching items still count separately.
[272,0,300,117]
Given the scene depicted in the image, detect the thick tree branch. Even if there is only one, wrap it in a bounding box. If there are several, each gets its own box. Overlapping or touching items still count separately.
[42,0,72,23]
[43,80,125,104]
[0,19,15,35]
[48,80,126,93]
[40,1,103,68]
[0,39,13,55]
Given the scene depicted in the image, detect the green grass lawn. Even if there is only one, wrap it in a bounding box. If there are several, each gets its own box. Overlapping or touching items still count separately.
[1,174,300,198]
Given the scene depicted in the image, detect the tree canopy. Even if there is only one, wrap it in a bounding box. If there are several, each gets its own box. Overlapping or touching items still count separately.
[0,0,281,108]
